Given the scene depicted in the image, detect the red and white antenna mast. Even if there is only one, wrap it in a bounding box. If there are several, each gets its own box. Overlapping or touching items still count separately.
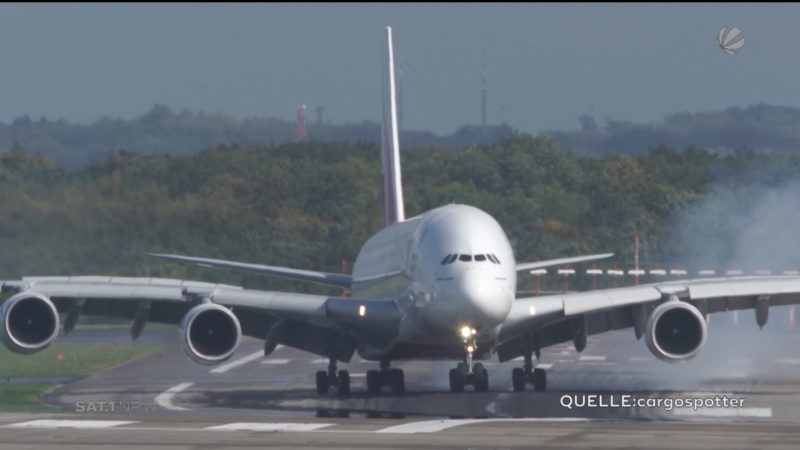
[294,104,308,142]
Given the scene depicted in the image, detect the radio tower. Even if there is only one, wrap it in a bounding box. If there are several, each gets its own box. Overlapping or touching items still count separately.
[481,40,487,135]
[294,104,307,141]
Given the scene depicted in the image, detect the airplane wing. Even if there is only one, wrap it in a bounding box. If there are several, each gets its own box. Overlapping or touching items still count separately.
[147,253,352,289]
[0,276,399,363]
[515,253,614,272]
[496,275,800,362]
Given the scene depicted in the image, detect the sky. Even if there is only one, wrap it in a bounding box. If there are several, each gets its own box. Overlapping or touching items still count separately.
[0,3,797,135]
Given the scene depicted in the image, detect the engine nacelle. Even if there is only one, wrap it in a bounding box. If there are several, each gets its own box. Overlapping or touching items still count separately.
[179,303,241,365]
[645,299,707,363]
[1,292,60,354]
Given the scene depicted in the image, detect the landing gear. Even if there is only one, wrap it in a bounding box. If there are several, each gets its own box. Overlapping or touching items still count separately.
[366,360,405,395]
[315,358,350,396]
[448,361,489,392]
[511,351,546,392]
[449,327,489,392]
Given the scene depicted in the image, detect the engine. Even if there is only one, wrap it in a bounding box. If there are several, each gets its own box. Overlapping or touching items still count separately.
[1,292,60,354]
[645,299,707,363]
[179,303,241,365]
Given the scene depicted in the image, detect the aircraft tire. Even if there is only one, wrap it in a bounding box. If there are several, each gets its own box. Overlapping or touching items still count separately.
[473,363,489,392]
[389,368,405,394]
[337,370,350,396]
[366,370,381,395]
[511,367,525,392]
[533,368,547,392]
[316,370,329,395]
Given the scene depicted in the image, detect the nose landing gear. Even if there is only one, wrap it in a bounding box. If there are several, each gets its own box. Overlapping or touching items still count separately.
[449,327,489,392]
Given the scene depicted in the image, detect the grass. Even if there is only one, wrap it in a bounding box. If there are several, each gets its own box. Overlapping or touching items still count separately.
[0,342,159,411]
[0,383,59,412]
[0,342,158,378]
[70,322,172,331]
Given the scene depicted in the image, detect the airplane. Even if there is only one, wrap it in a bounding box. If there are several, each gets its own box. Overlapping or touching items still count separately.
[3,26,800,396]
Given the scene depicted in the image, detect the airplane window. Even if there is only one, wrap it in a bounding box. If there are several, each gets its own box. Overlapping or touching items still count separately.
[440,254,451,265]
[459,254,472,262]
[486,254,497,264]
[448,254,458,264]
[474,254,487,262]
[492,254,501,264]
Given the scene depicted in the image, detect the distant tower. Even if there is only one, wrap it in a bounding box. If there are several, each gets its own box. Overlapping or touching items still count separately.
[295,104,307,141]
[315,105,324,125]
[481,40,487,134]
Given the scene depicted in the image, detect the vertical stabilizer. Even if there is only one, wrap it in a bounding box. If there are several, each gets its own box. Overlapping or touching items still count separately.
[381,26,405,227]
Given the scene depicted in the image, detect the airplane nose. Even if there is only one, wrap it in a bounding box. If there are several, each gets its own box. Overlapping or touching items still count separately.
[457,269,509,325]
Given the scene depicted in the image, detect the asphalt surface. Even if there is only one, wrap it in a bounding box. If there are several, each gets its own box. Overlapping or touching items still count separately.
[3,309,800,448]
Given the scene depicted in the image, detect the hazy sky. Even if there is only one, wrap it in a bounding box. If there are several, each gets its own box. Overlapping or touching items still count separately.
[0,3,797,135]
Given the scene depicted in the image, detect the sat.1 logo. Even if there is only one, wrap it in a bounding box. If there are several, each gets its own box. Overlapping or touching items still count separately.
[717,26,744,54]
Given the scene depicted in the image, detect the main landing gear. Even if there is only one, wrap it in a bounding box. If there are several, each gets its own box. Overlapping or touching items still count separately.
[449,327,489,392]
[366,360,405,395]
[511,350,547,392]
[315,357,350,396]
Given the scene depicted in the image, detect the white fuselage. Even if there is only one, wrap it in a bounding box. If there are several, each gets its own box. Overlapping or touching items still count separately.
[350,204,516,360]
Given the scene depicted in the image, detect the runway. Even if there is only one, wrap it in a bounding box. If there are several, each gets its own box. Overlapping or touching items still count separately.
[3,310,800,448]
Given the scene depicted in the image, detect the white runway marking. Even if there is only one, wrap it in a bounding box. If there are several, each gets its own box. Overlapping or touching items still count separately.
[310,359,327,364]
[205,422,334,432]
[5,420,136,429]
[535,363,553,369]
[511,356,523,361]
[209,350,263,374]
[578,355,606,361]
[261,359,290,365]
[375,418,592,434]
[348,373,367,377]
[673,407,772,418]
[628,356,651,362]
[154,382,194,411]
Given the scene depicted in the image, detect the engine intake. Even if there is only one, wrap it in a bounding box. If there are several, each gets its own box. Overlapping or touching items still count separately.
[1,292,60,354]
[645,299,707,363]
[179,303,241,365]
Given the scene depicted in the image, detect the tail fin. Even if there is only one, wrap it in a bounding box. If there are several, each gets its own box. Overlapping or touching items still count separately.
[381,26,405,227]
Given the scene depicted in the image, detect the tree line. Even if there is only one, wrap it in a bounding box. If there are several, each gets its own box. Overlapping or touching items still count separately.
[1,135,798,294]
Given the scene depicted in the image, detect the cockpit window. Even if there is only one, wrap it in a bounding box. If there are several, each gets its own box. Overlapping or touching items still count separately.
[474,254,487,262]
[459,254,472,262]
[448,254,458,264]
[440,254,452,265]
[491,254,501,264]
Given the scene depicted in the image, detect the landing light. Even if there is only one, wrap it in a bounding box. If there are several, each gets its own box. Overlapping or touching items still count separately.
[460,326,471,339]
[467,345,474,353]
[358,305,366,317]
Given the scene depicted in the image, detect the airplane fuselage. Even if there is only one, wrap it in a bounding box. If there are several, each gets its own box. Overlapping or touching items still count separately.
[351,204,516,360]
